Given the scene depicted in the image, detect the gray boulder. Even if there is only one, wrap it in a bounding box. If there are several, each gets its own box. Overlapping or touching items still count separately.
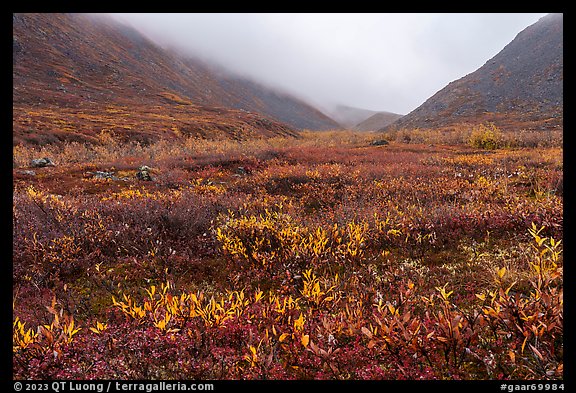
[93,171,116,179]
[370,139,389,146]
[136,165,153,181]
[30,157,56,167]
[86,171,129,181]
[19,170,36,176]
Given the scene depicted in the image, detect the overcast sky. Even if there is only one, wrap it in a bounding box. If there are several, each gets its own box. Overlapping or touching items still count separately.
[110,13,548,115]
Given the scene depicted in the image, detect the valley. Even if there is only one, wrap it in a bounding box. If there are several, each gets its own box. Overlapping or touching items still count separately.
[12,13,563,382]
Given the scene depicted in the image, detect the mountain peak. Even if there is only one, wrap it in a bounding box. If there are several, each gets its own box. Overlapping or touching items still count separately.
[383,13,562,132]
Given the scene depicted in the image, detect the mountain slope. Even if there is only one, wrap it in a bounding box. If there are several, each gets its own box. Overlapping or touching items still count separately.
[322,105,382,128]
[209,72,342,130]
[383,13,563,132]
[13,13,336,145]
[354,111,403,131]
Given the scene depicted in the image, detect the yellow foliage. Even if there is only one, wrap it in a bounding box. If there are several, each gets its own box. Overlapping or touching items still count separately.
[293,312,305,332]
[216,208,371,269]
[189,179,227,195]
[101,187,158,201]
[300,268,339,308]
[468,123,503,150]
[89,321,108,334]
[112,281,250,330]
[13,317,39,352]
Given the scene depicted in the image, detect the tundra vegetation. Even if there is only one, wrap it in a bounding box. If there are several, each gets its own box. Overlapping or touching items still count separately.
[13,126,563,380]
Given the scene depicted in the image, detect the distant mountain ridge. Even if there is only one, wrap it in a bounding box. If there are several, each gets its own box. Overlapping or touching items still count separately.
[383,13,563,132]
[13,13,339,145]
[323,105,382,128]
[354,111,403,131]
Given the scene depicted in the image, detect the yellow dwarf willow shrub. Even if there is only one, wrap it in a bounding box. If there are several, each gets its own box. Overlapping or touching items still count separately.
[468,123,503,150]
[112,281,251,330]
[267,293,301,320]
[215,207,371,273]
[189,178,227,195]
[527,223,562,287]
[300,268,340,308]
[13,317,39,352]
[215,208,302,269]
[14,297,83,357]
[342,221,368,260]
[474,224,562,376]
[101,187,159,201]
[88,321,108,335]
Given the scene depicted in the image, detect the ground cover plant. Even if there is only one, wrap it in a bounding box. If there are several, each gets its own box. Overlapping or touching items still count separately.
[12,128,563,380]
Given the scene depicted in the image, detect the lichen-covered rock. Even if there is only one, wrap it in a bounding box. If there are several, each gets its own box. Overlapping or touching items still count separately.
[30,157,56,167]
[85,171,129,181]
[19,170,36,176]
[136,166,153,181]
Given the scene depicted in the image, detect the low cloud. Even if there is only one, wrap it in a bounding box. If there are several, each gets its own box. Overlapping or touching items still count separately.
[110,13,548,114]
